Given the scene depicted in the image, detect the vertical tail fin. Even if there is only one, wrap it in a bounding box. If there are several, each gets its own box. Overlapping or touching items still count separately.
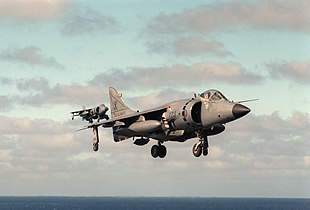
[109,87,134,119]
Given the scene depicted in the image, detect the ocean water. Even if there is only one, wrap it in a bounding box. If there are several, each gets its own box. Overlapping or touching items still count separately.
[0,197,309,210]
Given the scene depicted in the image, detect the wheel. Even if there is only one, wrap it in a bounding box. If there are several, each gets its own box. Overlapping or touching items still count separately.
[202,137,209,156]
[192,143,202,157]
[151,145,160,158]
[158,145,167,158]
[93,143,99,151]
[203,148,208,156]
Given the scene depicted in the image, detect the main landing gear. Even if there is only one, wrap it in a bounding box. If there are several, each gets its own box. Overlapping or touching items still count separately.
[151,142,167,158]
[192,136,209,157]
[92,126,99,151]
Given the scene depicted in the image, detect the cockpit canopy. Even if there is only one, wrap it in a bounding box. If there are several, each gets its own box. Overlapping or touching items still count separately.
[199,89,228,101]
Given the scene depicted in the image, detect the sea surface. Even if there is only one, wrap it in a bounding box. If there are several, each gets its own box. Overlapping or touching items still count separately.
[0,197,309,210]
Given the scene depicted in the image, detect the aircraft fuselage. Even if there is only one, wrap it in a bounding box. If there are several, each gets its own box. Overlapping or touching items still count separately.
[75,88,252,158]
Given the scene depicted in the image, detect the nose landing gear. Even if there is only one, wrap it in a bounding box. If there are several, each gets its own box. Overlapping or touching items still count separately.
[192,136,209,157]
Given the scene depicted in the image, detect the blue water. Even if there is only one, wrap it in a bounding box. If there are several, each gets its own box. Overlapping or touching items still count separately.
[0,197,309,210]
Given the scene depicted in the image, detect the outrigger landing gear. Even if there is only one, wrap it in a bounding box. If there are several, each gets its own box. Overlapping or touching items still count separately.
[192,136,209,157]
[92,126,99,151]
[151,142,167,158]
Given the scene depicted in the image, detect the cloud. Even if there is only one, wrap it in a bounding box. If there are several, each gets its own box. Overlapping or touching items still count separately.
[16,77,50,91]
[0,102,310,196]
[0,95,15,112]
[0,116,68,135]
[91,61,263,90]
[1,77,194,110]
[0,77,13,85]
[43,83,107,105]
[267,59,310,84]
[0,46,64,70]
[0,77,108,109]
[0,110,309,196]
[145,0,310,35]
[60,7,120,36]
[128,89,192,110]
[0,116,83,186]
[146,36,232,57]
[0,61,262,109]
[0,77,16,111]
[0,0,71,21]
[18,83,106,107]
[221,111,310,158]
[0,1,120,37]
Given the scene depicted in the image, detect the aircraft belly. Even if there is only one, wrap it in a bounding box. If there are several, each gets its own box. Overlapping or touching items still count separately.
[149,130,196,142]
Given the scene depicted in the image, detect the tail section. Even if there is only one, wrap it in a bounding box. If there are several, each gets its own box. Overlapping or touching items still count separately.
[109,87,135,119]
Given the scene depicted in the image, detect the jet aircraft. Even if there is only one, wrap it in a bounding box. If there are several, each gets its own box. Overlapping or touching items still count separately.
[73,87,254,158]
[71,104,109,123]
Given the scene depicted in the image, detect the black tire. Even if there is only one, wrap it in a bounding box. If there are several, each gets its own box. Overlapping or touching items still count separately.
[192,143,202,157]
[158,145,167,158]
[93,143,99,152]
[151,145,160,158]
[203,148,208,156]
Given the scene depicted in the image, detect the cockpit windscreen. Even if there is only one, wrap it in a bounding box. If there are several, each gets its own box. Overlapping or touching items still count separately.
[199,89,228,101]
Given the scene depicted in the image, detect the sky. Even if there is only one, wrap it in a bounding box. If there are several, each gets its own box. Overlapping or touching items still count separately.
[0,0,309,198]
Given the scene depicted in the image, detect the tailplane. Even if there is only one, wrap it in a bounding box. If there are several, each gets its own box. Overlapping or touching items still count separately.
[109,87,135,119]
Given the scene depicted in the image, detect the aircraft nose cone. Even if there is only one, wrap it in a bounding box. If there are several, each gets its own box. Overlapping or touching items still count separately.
[232,104,251,119]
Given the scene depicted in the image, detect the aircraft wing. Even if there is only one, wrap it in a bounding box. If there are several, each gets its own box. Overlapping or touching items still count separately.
[112,105,167,122]
[71,108,92,115]
[79,105,167,130]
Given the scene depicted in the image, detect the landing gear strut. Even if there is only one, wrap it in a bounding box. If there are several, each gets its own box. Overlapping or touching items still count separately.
[92,126,99,151]
[151,142,167,158]
[192,136,209,157]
